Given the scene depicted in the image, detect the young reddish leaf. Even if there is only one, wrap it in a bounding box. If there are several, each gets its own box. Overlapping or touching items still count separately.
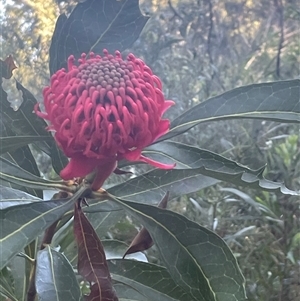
[123,192,169,258]
[0,55,17,80]
[74,202,118,301]
[123,227,154,258]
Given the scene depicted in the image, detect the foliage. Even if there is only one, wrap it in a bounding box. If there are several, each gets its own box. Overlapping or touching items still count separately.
[0,0,299,301]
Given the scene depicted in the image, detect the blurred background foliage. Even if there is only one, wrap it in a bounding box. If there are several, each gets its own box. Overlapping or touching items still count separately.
[1,0,299,300]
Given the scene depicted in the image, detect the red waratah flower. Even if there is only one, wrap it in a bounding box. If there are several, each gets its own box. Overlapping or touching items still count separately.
[35,50,174,190]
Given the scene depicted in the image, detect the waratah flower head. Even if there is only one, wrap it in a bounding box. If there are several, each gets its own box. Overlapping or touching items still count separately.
[35,50,174,190]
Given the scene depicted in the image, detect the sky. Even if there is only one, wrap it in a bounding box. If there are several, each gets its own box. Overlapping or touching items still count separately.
[0,0,14,18]
[0,1,4,18]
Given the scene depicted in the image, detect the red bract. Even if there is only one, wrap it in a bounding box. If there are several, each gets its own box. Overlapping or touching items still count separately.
[35,50,174,190]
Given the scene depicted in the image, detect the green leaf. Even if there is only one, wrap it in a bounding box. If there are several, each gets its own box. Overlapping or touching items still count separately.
[0,136,51,155]
[113,283,149,301]
[0,80,51,197]
[109,198,247,301]
[0,267,18,301]
[50,142,68,175]
[49,0,149,74]
[35,246,81,301]
[109,259,194,301]
[0,116,42,197]
[160,79,300,142]
[9,255,27,301]
[0,185,41,209]
[0,157,71,191]
[15,82,68,176]
[1,148,43,198]
[61,210,123,266]
[0,186,89,269]
[54,200,122,264]
[1,78,65,180]
[143,141,298,195]
[1,81,51,154]
[108,169,219,204]
[103,240,147,262]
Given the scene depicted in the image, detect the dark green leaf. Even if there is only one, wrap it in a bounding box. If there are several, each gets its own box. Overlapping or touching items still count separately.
[0,185,41,209]
[109,259,195,301]
[50,142,68,175]
[0,114,43,197]
[35,246,81,301]
[62,210,123,266]
[0,136,51,155]
[0,267,18,301]
[49,0,149,74]
[0,186,88,269]
[0,185,40,201]
[9,255,27,300]
[0,79,53,196]
[48,13,67,75]
[108,169,219,204]
[1,149,43,198]
[5,81,51,154]
[103,240,147,262]
[84,199,121,213]
[109,199,247,301]
[160,80,300,142]
[113,283,148,301]
[5,148,43,196]
[143,141,298,195]
[124,193,168,258]
[0,156,70,191]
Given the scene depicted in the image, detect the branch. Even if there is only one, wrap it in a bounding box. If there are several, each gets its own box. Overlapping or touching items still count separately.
[168,0,184,20]
[275,0,284,78]
[207,0,214,65]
